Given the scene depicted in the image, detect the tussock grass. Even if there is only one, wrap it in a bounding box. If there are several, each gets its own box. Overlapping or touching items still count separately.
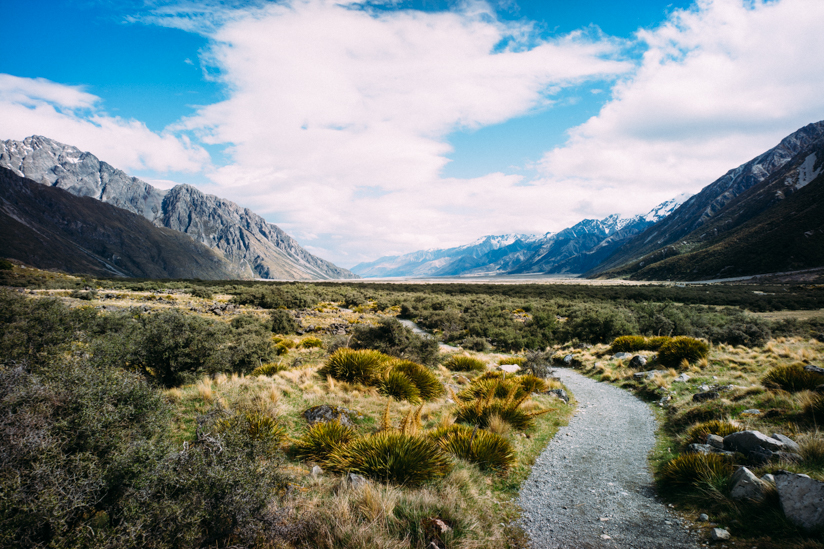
[443,355,487,372]
[292,420,357,464]
[684,420,743,444]
[431,423,516,472]
[763,364,824,392]
[657,336,710,369]
[658,453,734,489]
[320,348,390,384]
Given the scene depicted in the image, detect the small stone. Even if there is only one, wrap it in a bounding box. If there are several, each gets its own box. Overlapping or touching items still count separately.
[499,364,521,373]
[761,474,775,484]
[600,534,612,540]
[674,373,691,383]
[711,528,730,541]
[699,384,711,392]
[698,514,709,522]
[311,465,323,477]
[347,473,368,488]
[629,355,648,368]
[740,409,761,416]
[612,352,632,360]
[548,388,569,404]
[804,365,824,375]
[599,517,610,521]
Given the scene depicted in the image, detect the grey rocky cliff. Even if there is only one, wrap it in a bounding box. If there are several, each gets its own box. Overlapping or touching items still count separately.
[0,136,356,280]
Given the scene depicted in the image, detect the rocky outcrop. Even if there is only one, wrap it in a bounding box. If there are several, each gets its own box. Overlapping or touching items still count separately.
[0,136,357,280]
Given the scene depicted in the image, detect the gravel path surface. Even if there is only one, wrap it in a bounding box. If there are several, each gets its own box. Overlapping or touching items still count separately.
[519,368,700,549]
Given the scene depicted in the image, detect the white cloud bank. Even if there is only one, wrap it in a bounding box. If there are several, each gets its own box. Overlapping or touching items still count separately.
[0,74,209,173]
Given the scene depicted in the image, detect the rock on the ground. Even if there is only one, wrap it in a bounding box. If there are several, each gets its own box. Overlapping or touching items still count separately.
[629,355,648,368]
[347,473,368,488]
[771,433,801,453]
[730,467,767,501]
[303,404,355,427]
[686,443,735,457]
[547,388,569,404]
[804,365,824,375]
[711,528,730,541]
[698,514,709,522]
[775,472,824,531]
[723,430,785,455]
[311,465,323,477]
[612,352,632,360]
[706,434,724,449]
[762,473,776,484]
[674,373,691,383]
[499,364,521,373]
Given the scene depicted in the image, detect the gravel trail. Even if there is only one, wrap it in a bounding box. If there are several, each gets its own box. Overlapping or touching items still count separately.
[519,368,700,549]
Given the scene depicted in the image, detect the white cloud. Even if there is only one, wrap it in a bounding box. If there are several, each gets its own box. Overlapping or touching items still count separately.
[537,0,824,220]
[162,0,630,264]
[0,74,210,174]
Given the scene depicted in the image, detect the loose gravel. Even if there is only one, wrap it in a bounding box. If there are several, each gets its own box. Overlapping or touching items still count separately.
[519,368,700,549]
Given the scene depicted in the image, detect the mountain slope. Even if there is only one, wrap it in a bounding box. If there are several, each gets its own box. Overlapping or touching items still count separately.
[0,167,238,279]
[590,121,824,277]
[596,136,824,280]
[0,136,356,280]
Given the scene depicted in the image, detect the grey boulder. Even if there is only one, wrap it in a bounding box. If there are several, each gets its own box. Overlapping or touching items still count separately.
[629,355,647,368]
[771,433,801,453]
[775,472,824,531]
[723,430,786,455]
[729,467,767,502]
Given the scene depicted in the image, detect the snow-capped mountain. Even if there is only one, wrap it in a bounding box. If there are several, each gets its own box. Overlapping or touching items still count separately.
[350,195,690,278]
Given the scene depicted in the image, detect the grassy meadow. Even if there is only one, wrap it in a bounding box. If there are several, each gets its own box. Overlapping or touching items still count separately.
[1,260,823,548]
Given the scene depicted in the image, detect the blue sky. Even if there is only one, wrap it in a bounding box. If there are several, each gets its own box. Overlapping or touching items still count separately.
[1,0,823,267]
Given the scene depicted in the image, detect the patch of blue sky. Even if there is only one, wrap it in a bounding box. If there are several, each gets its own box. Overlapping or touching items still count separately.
[0,0,222,132]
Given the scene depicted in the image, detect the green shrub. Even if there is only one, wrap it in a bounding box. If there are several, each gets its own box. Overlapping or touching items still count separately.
[217,412,287,449]
[0,258,13,270]
[251,362,289,376]
[462,336,490,352]
[763,364,824,392]
[275,342,292,355]
[292,420,357,464]
[684,420,744,444]
[645,336,672,350]
[657,453,733,489]
[443,355,486,372]
[319,348,390,384]
[271,309,299,335]
[298,336,324,349]
[389,360,444,400]
[326,431,451,486]
[378,369,422,403]
[498,356,526,366]
[609,335,649,353]
[657,336,709,368]
[188,286,213,299]
[350,317,439,366]
[430,424,515,472]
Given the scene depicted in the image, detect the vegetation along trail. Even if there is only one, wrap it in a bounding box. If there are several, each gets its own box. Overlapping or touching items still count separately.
[519,367,699,549]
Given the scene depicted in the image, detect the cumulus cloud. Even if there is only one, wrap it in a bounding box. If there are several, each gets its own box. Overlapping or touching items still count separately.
[0,74,209,174]
[160,0,630,263]
[537,0,824,218]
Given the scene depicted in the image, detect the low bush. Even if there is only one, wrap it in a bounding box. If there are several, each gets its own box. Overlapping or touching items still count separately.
[657,453,733,489]
[378,369,422,403]
[326,431,451,486]
[657,336,709,369]
[431,424,515,472]
[217,411,287,450]
[319,348,389,384]
[498,356,526,366]
[271,309,299,335]
[188,286,213,299]
[461,336,490,352]
[298,336,323,349]
[609,335,649,353]
[251,362,289,376]
[350,317,439,366]
[443,355,487,372]
[684,420,744,444]
[763,364,824,392]
[0,258,13,270]
[389,360,444,400]
[292,420,357,464]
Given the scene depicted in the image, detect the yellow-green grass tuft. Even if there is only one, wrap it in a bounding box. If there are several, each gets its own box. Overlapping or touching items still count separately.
[657,453,733,489]
[327,431,451,486]
[610,335,649,353]
[684,420,744,444]
[292,420,357,464]
[805,393,824,423]
[443,355,486,372]
[657,337,709,369]
[251,362,289,376]
[498,357,526,366]
[457,375,548,402]
[388,360,444,400]
[763,364,824,392]
[378,369,422,403]
[218,411,286,448]
[298,336,324,349]
[430,423,515,472]
[454,385,550,431]
[319,348,390,384]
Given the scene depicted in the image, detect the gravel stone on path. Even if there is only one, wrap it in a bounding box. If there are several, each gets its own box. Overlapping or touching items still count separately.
[519,368,700,549]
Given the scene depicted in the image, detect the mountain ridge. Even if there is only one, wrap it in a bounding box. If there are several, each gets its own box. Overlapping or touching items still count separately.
[0,136,357,280]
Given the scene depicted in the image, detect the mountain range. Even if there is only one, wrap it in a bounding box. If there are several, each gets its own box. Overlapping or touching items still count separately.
[353,121,824,281]
[0,136,356,280]
[351,195,690,278]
